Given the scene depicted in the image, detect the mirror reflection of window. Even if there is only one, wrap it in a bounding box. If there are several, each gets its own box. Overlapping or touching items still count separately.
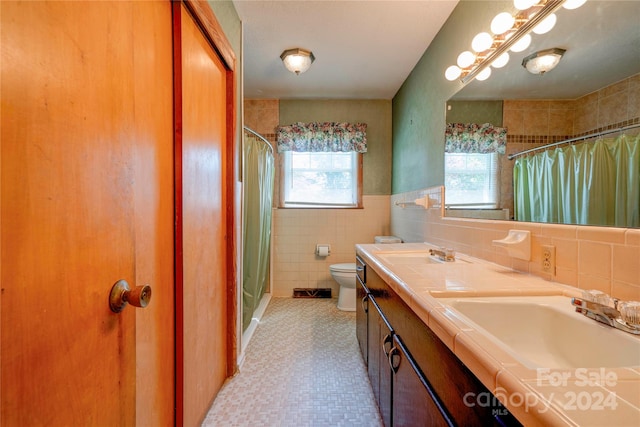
[445,152,499,209]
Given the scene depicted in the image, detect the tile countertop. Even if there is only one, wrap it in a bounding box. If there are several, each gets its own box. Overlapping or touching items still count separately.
[355,242,640,427]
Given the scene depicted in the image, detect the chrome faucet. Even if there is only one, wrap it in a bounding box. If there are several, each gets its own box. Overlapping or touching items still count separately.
[571,297,640,335]
[429,247,456,262]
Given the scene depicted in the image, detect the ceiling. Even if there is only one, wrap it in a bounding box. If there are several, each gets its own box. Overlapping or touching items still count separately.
[233,0,458,99]
[233,1,640,101]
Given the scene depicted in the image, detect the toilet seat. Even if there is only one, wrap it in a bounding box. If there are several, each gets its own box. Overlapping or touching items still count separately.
[330,263,356,273]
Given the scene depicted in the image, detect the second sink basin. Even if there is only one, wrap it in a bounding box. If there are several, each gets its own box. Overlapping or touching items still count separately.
[437,295,640,369]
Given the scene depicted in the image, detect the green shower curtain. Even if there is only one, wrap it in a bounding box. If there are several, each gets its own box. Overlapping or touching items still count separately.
[513,134,640,227]
[242,129,275,332]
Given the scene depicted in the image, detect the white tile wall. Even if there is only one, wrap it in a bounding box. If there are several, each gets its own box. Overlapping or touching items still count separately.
[391,186,640,301]
[271,195,391,297]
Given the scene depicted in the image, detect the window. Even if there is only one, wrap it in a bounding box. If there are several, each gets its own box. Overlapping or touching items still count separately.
[444,152,499,208]
[276,122,367,208]
[280,151,362,208]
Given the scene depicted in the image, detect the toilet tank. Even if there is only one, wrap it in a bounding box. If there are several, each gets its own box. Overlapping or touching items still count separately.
[374,236,402,244]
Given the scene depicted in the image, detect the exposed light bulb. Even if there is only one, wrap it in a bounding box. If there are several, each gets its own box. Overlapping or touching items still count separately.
[532,13,557,34]
[457,51,476,68]
[476,67,492,81]
[563,0,587,9]
[445,65,462,81]
[491,52,510,68]
[491,12,515,35]
[509,33,532,52]
[472,32,493,52]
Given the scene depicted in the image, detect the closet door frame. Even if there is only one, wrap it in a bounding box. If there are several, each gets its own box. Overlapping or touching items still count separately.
[172,1,237,425]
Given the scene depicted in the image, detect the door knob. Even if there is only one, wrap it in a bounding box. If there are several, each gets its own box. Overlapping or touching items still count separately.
[109,279,152,313]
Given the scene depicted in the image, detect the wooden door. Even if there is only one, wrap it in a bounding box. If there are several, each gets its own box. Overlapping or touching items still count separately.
[173,2,236,425]
[1,1,174,425]
[132,2,175,426]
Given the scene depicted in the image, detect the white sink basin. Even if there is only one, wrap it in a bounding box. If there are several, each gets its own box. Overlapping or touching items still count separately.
[374,250,467,266]
[437,295,640,369]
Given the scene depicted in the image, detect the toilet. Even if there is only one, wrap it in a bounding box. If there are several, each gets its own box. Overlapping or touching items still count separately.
[330,236,402,311]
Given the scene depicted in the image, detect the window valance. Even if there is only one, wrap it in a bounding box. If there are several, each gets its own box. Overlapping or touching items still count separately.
[276,122,367,153]
[445,123,507,154]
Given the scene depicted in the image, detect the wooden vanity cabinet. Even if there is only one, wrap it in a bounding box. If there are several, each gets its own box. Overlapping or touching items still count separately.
[390,334,454,427]
[356,273,368,362]
[358,273,393,427]
[369,295,394,427]
[355,256,522,427]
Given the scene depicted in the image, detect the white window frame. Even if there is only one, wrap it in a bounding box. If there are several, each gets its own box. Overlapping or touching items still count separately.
[279,151,363,208]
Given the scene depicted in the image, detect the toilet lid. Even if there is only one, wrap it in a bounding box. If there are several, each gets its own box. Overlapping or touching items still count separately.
[330,263,356,273]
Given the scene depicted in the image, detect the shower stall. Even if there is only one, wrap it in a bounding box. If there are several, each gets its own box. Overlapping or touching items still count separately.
[241,127,275,341]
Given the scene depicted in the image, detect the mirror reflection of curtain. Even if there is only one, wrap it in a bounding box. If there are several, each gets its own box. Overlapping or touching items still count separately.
[242,130,275,332]
[513,134,640,227]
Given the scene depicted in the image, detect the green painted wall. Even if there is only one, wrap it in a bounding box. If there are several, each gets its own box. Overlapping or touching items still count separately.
[446,100,503,125]
[279,100,393,195]
[392,1,508,194]
[208,0,241,52]
[208,0,242,156]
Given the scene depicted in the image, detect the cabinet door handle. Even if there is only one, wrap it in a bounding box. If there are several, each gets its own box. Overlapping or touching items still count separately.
[382,333,393,357]
[388,345,400,373]
[361,295,368,313]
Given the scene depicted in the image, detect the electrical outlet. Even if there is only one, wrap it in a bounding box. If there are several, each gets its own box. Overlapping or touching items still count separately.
[542,245,556,274]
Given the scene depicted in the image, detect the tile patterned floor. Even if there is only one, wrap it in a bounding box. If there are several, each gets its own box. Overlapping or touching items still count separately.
[202,298,383,427]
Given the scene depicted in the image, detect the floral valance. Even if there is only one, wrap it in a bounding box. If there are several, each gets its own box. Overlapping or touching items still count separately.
[445,123,507,154]
[276,122,367,153]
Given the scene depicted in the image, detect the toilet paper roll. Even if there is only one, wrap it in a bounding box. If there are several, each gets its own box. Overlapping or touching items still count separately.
[316,245,330,257]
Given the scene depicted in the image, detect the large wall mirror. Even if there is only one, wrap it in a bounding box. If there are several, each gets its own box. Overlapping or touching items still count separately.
[444,1,640,228]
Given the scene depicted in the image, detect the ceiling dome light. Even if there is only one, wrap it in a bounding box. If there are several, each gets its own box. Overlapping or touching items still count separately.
[445,65,462,81]
[280,48,315,75]
[491,52,510,68]
[563,0,587,9]
[472,32,494,52]
[509,33,532,52]
[491,12,515,35]
[476,67,492,81]
[532,13,557,34]
[522,47,566,75]
[514,0,538,10]
[457,51,476,68]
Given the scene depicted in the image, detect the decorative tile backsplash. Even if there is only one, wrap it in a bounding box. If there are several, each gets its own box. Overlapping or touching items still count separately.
[391,186,640,302]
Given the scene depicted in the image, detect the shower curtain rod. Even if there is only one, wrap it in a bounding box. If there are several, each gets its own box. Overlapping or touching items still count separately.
[508,123,640,160]
[244,126,274,153]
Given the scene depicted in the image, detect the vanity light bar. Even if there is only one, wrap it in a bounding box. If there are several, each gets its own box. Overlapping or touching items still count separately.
[461,0,566,84]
